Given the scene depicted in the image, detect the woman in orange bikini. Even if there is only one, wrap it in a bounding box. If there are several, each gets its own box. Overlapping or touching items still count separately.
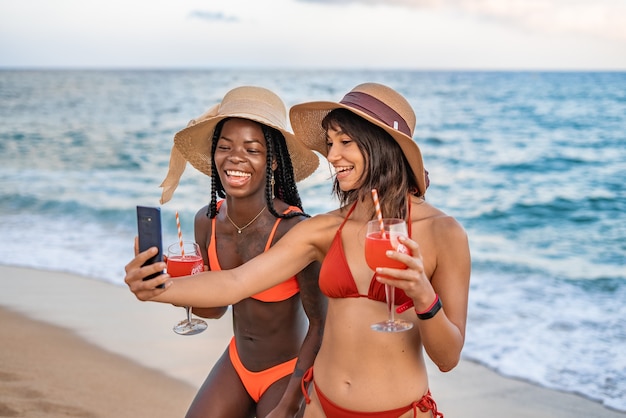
[157,86,327,417]
[126,83,470,417]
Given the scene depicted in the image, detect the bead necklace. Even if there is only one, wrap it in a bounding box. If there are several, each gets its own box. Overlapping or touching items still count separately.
[226,206,266,234]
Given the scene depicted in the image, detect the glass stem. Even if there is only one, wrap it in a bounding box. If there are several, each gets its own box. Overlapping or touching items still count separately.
[386,284,395,322]
[185,306,192,322]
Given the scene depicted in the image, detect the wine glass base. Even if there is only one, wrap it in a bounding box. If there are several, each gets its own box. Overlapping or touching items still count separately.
[173,318,208,336]
[371,320,414,333]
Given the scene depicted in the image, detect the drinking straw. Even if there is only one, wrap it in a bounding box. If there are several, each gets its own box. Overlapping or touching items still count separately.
[371,189,386,238]
[175,211,185,257]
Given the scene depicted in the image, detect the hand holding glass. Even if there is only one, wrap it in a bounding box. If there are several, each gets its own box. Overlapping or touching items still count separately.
[365,218,414,332]
[167,241,207,335]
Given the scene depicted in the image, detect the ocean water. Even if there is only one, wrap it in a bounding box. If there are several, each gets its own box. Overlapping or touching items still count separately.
[1,69,624,412]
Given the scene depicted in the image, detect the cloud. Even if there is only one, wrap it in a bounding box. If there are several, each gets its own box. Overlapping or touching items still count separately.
[296,0,626,43]
[453,0,626,43]
[188,10,239,23]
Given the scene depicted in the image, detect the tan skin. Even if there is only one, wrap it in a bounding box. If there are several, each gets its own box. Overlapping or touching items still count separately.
[126,123,470,417]
[142,118,326,418]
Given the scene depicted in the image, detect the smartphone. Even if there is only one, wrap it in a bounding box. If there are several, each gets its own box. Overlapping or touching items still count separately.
[136,205,164,283]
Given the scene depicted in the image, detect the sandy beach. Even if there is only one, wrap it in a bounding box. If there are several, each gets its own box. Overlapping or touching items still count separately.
[0,265,623,417]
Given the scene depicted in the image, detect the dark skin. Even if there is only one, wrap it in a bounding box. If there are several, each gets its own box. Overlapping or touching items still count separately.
[183,118,326,418]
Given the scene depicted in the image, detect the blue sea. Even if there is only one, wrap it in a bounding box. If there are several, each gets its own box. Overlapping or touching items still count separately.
[1,69,624,412]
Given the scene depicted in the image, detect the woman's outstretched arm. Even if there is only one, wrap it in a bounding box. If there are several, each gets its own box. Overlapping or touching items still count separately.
[124,215,331,308]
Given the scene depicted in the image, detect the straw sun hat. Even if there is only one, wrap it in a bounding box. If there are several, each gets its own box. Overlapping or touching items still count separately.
[289,83,427,196]
[160,86,320,204]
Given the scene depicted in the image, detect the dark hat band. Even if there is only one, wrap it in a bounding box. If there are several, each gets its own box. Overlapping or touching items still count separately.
[340,91,411,137]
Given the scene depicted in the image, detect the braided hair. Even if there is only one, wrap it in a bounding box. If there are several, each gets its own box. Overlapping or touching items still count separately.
[207,118,309,220]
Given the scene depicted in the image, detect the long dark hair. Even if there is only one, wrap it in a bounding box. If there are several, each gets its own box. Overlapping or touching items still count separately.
[207,118,308,220]
[322,108,419,220]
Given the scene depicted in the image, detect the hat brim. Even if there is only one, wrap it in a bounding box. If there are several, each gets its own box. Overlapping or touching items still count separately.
[174,112,319,183]
[290,101,426,195]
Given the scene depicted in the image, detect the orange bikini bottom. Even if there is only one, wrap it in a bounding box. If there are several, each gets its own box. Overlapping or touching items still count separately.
[228,337,298,402]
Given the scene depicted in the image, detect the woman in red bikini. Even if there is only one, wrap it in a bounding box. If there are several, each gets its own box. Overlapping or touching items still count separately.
[126,83,471,417]
[157,86,327,417]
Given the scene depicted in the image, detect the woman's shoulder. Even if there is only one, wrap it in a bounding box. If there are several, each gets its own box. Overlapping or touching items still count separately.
[410,198,467,239]
[313,210,344,223]
[194,205,211,223]
[280,211,344,256]
[283,209,344,238]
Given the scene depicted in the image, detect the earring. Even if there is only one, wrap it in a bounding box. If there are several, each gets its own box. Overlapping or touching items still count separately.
[271,174,275,199]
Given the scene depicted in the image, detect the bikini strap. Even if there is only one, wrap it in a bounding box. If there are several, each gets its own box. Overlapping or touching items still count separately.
[407,198,412,237]
[340,199,410,234]
[301,367,314,404]
[412,389,444,418]
[207,201,225,270]
[337,201,358,233]
[264,205,303,251]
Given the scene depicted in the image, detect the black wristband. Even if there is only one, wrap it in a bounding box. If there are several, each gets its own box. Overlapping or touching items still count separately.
[415,295,442,320]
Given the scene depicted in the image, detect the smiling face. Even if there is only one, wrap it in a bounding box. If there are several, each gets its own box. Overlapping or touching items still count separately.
[320,108,417,219]
[213,118,270,199]
[325,121,366,192]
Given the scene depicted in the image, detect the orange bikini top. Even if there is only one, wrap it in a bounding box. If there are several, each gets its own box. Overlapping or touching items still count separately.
[208,200,300,302]
[319,201,412,306]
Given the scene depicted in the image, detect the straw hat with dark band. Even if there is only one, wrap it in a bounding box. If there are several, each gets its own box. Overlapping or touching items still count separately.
[160,86,320,204]
[289,83,427,196]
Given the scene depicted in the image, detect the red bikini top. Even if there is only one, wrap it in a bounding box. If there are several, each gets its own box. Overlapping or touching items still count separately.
[319,201,412,306]
[208,200,300,302]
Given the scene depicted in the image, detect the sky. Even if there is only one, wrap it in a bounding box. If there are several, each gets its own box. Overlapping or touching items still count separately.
[1,0,625,70]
